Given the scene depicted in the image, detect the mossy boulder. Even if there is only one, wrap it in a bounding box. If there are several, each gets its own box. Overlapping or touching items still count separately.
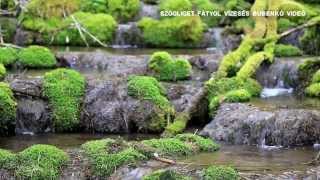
[0,64,6,80]
[18,46,57,68]
[305,69,320,97]
[43,68,85,132]
[80,0,140,22]
[15,144,69,179]
[274,44,302,57]
[82,139,146,177]
[149,52,192,81]
[138,16,204,48]
[0,47,18,66]
[127,75,174,132]
[224,89,252,102]
[0,82,16,136]
[0,149,15,169]
[202,166,239,180]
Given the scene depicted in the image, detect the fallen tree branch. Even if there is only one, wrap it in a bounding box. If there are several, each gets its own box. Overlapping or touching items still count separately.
[70,15,89,47]
[280,19,320,38]
[0,43,23,49]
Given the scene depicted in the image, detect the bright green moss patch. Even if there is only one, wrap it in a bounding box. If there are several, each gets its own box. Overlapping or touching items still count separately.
[0,82,16,136]
[0,149,15,169]
[164,113,189,136]
[311,70,320,83]
[127,75,174,132]
[202,166,239,180]
[159,0,192,12]
[43,68,85,132]
[175,133,220,152]
[138,16,204,48]
[18,46,57,68]
[0,47,18,66]
[206,77,261,115]
[306,83,320,97]
[82,139,146,177]
[300,26,320,56]
[0,64,6,80]
[80,0,140,22]
[16,144,69,180]
[149,52,192,81]
[143,170,191,180]
[274,44,302,57]
[278,18,297,32]
[142,134,219,156]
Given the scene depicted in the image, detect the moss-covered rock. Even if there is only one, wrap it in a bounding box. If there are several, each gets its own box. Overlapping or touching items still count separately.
[18,46,57,68]
[175,133,220,152]
[143,170,191,180]
[82,139,146,177]
[0,82,16,136]
[149,52,192,81]
[159,0,192,12]
[43,68,85,132]
[206,77,261,115]
[16,144,69,180]
[0,64,6,80]
[300,26,320,56]
[202,166,239,180]
[274,44,302,57]
[0,47,18,66]
[127,75,174,132]
[138,16,204,48]
[277,18,297,33]
[80,0,140,22]
[0,149,15,169]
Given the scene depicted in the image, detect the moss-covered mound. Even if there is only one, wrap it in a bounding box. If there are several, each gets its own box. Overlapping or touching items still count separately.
[18,46,57,68]
[82,139,146,177]
[143,169,191,180]
[0,0,16,11]
[80,0,140,22]
[127,75,174,132]
[305,69,320,97]
[82,134,219,178]
[149,52,192,81]
[202,166,239,180]
[142,133,219,157]
[138,16,204,48]
[300,25,320,56]
[43,68,85,132]
[206,77,262,115]
[0,82,16,136]
[0,145,69,180]
[0,64,6,80]
[0,47,18,66]
[274,44,302,57]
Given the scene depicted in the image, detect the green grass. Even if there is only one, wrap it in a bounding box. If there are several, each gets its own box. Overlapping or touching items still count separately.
[0,149,15,169]
[175,133,220,152]
[43,68,85,132]
[143,170,191,180]
[202,166,239,180]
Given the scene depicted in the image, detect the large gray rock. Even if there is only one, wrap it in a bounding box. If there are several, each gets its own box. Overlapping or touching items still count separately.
[201,103,320,147]
[10,79,53,134]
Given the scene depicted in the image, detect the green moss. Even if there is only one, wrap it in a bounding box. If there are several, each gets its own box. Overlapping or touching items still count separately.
[142,138,193,156]
[274,44,302,57]
[0,18,17,42]
[191,0,221,27]
[16,144,69,180]
[225,0,251,11]
[311,70,320,83]
[18,46,57,68]
[43,68,85,132]
[159,0,192,12]
[233,18,255,34]
[0,47,18,66]
[149,52,192,81]
[143,170,191,180]
[80,0,140,22]
[127,75,174,132]
[277,18,297,33]
[138,16,204,48]
[202,166,239,180]
[0,64,6,80]
[0,82,16,136]
[24,0,79,18]
[164,113,189,136]
[175,133,220,152]
[0,149,15,169]
[21,16,66,32]
[305,83,320,97]
[82,139,146,177]
[206,77,261,115]
[0,0,16,11]
[224,89,251,102]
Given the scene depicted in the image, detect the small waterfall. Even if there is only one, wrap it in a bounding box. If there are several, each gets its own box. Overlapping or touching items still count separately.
[260,138,282,150]
[139,3,159,19]
[260,88,293,98]
[112,24,137,48]
[206,28,224,54]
